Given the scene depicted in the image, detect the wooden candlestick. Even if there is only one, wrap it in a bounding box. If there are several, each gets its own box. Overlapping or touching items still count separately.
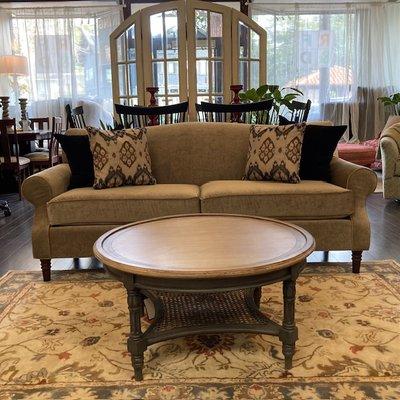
[19,98,31,130]
[230,85,243,122]
[230,84,243,104]
[0,96,10,119]
[146,86,159,126]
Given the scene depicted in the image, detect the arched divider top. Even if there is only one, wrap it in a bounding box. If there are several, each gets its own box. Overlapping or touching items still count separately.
[110,0,267,118]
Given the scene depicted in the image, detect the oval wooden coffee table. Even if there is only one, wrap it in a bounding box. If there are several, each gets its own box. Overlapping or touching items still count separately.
[94,214,315,381]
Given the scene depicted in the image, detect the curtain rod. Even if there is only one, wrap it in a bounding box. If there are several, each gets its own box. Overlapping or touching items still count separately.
[0,4,124,11]
[248,1,393,5]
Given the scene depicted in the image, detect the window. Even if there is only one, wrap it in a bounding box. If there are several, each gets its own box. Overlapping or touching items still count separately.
[253,10,354,121]
[3,6,121,117]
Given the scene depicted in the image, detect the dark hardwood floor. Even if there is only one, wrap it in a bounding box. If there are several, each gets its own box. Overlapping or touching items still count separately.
[0,192,399,276]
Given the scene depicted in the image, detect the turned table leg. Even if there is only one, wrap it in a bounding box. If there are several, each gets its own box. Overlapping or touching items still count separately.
[127,287,146,381]
[279,278,298,370]
[253,286,262,308]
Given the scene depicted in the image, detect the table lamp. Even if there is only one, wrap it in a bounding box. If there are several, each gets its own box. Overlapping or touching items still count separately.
[0,55,29,120]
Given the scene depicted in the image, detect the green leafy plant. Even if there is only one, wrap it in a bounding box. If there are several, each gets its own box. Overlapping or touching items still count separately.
[239,84,303,123]
[378,93,400,116]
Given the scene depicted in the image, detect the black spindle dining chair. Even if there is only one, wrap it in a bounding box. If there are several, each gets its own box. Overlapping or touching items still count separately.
[65,105,87,129]
[196,99,274,124]
[115,102,189,128]
[280,99,312,123]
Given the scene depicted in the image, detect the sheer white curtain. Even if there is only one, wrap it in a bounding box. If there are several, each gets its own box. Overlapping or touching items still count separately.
[0,12,12,97]
[352,4,400,140]
[0,5,121,121]
[251,1,400,141]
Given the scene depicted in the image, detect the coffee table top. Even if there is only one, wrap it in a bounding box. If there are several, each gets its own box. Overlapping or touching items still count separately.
[94,214,315,279]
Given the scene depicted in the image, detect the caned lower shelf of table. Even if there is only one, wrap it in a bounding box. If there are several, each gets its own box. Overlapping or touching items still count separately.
[141,288,282,345]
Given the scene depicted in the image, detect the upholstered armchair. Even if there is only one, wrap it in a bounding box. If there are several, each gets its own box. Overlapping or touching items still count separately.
[380,123,400,200]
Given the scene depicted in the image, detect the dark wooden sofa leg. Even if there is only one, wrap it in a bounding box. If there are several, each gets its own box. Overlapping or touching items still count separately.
[40,259,52,281]
[352,251,362,274]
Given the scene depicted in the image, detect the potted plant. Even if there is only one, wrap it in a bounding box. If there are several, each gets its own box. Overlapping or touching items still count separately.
[239,84,303,124]
[378,93,400,116]
[378,92,400,131]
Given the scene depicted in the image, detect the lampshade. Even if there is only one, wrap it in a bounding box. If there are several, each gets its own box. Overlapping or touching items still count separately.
[0,55,28,76]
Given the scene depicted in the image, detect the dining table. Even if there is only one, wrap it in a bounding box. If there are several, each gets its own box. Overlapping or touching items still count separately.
[9,129,52,154]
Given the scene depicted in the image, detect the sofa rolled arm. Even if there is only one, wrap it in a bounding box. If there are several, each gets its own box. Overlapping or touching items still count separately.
[380,136,399,180]
[22,164,71,207]
[330,157,377,196]
[330,157,377,251]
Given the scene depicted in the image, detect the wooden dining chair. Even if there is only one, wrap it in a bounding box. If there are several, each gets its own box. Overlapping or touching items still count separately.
[30,117,50,150]
[24,117,62,173]
[0,119,31,200]
[115,101,189,128]
[30,117,50,131]
[196,99,274,124]
[66,104,86,129]
[65,104,74,128]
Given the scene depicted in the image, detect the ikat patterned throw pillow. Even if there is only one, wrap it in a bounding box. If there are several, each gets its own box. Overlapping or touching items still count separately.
[86,127,156,189]
[243,123,306,183]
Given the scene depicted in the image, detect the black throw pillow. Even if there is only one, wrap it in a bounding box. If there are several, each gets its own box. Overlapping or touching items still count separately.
[299,125,347,181]
[55,134,94,189]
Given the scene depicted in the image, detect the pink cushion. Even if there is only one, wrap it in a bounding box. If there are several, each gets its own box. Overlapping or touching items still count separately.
[337,143,376,167]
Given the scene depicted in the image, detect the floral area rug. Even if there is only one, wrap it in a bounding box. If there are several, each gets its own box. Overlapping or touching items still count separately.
[0,261,399,400]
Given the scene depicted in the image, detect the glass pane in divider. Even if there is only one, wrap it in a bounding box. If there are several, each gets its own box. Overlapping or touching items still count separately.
[196,60,208,94]
[167,61,179,94]
[197,95,210,103]
[211,60,223,94]
[118,64,127,95]
[128,97,139,106]
[152,61,165,95]
[210,12,223,58]
[157,96,167,106]
[250,30,260,59]
[150,13,164,60]
[119,97,128,105]
[165,10,178,59]
[211,95,224,104]
[239,60,248,91]
[167,97,180,105]
[250,61,259,89]
[239,22,249,58]
[195,10,208,58]
[126,25,136,61]
[128,63,137,96]
[117,34,126,62]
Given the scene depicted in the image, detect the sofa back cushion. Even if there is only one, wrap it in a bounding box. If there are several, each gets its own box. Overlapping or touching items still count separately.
[147,122,251,185]
[65,121,334,186]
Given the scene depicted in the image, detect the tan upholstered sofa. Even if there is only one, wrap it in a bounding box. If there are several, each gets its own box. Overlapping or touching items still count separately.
[380,123,400,200]
[22,122,377,281]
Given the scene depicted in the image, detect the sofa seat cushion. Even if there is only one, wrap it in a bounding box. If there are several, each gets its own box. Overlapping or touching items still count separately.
[47,184,200,226]
[200,180,354,220]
